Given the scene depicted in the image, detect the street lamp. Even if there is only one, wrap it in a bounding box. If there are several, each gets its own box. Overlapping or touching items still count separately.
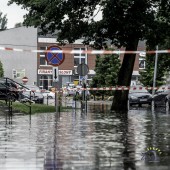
[152,45,159,96]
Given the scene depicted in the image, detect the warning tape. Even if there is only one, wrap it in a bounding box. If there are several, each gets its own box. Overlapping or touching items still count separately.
[1,46,170,55]
[62,86,170,91]
[19,86,170,93]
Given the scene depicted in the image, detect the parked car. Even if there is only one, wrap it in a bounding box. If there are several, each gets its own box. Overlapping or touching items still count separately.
[152,85,170,107]
[42,90,55,99]
[20,91,44,104]
[129,86,152,106]
[67,84,76,96]
[22,85,41,92]
[76,85,90,96]
[0,78,19,101]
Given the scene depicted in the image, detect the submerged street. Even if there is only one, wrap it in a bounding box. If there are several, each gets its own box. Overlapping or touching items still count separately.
[0,103,170,170]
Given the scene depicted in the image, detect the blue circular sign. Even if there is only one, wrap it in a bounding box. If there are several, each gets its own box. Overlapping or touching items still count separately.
[45,46,65,66]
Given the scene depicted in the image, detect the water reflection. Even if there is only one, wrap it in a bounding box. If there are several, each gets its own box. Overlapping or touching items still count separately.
[0,104,170,170]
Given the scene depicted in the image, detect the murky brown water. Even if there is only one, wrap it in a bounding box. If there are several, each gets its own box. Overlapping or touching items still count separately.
[0,103,170,170]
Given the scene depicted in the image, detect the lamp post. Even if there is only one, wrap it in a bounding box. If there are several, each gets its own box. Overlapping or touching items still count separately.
[152,45,159,96]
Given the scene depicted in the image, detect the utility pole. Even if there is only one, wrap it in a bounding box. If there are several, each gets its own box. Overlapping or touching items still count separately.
[152,45,159,96]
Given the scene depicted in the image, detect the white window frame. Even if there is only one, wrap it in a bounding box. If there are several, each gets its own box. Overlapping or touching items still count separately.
[74,47,87,67]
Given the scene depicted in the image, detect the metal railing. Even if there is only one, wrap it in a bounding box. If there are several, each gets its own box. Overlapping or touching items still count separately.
[0,77,33,115]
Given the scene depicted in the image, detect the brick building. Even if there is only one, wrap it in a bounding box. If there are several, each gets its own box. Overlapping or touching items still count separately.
[0,26,145,89]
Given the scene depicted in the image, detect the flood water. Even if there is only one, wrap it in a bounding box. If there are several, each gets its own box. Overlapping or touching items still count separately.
[0,103,170,170]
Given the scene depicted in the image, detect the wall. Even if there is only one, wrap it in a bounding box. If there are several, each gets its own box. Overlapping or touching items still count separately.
[0,27,37,85]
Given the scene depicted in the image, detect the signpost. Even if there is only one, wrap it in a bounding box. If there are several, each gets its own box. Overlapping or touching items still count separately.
[53,67,59,82]
[46,46,65,113]
[22,76,28,84]
[77,63,89,76]
[77,63,89,112]
[45,46,65,66]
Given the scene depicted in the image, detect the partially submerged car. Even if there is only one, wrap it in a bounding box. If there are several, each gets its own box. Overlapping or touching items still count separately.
[20,91,44,104]
[152,85,170,108]
[0,78,19,101]
[129,86,152,107]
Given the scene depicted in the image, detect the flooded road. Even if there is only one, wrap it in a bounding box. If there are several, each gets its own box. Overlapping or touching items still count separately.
[0,103,170,170]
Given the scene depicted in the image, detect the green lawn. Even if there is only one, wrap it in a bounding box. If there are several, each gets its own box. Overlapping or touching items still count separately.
[0,101,70,114]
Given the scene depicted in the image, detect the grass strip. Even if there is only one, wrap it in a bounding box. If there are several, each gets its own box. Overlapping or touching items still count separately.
[0,101,71,114]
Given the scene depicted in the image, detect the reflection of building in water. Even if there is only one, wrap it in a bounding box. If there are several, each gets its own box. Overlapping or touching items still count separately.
[43,112,96,169]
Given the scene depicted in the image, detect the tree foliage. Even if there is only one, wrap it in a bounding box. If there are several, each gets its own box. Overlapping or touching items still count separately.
[140,38,170,87]
[8,0,170,111]
[0,11,8,30]
[90,53,121,97]
[0,60,4,78]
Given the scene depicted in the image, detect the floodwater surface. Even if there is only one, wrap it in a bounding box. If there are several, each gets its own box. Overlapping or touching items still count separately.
[0,103,170,170]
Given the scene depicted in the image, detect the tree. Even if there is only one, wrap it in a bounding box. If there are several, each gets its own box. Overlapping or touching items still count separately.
[14,22,23,28]
[140,38,170,88]
[90,52,121,99]
[0,61,4,77]
[0,11,7,77]
[0,11,8,30]
[8,0,170,111]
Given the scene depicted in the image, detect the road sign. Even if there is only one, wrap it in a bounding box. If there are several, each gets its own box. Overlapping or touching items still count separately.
[53,67,59,82]
[22,76,28,84]
[46,46,65,66]
[77,63,89,76]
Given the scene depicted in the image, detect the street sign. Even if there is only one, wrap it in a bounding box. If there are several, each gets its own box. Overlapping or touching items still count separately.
[22,76,28,84]
[53,67,59,82]
[77,63,89,76]
[46,46,65,66]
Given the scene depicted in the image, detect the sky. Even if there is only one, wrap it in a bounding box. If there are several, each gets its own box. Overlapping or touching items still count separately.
[1,0,27,29]
[1,0,102,29]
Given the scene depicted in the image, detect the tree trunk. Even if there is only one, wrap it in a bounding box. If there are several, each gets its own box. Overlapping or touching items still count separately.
[111,38,139,112]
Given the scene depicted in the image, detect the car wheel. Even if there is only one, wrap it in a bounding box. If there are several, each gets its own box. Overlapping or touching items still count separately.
[165,100,169,111]
[7,93,16,102]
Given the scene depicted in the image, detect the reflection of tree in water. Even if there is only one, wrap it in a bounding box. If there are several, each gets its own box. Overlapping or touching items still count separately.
[117,112,136,170]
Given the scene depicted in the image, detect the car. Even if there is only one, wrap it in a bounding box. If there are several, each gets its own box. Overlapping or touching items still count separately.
[128,86,152,106]
[0,78,19,101]
[20,91,44,104]
[42,90,55,99]
[67,84,76,96]
[152,85,170,107]
[22,85,41,92]
[76,85,90,96]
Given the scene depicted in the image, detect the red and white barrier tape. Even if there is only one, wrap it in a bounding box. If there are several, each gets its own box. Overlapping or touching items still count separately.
[62,86,170,91]
[1,46,170,55]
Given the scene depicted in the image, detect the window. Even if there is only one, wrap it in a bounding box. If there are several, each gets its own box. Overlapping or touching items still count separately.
[12,69,25,79]
[39,75,53,90]
[39,46,50,66]
[74,48,87,67]
[139,58,145,69]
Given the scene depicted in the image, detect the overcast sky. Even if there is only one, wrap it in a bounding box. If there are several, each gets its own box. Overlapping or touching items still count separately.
[1,0,102,29]
[1,0,27,29]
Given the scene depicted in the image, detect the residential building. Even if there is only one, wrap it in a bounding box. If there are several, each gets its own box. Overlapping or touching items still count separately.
[0,26,145,89]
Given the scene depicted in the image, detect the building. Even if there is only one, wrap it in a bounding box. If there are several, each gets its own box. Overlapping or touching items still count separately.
[0,27,37,85]
[0,26,145,89]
